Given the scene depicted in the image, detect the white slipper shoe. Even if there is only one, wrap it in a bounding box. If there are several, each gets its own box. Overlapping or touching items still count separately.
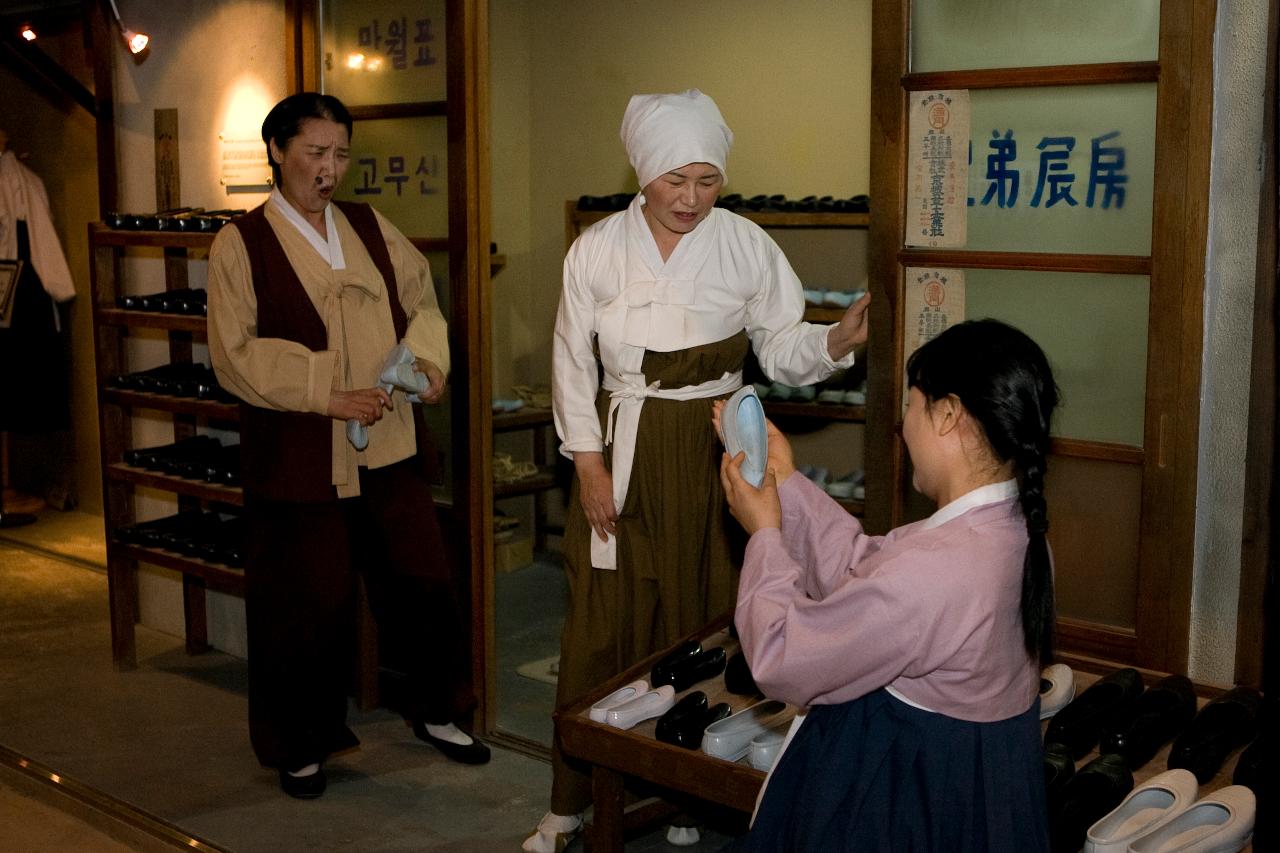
[748,723,790,771]
[720,386,768,487]
[1084,768,1199,852]
[1127,785,1255,853]
[604,685,676,730]
[1040,662,1076,719]
[521,812,582,853]
[588,679,649,723]
[702,700,793,761]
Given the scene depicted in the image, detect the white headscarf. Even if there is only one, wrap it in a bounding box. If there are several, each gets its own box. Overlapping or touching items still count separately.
[620,89,733,190]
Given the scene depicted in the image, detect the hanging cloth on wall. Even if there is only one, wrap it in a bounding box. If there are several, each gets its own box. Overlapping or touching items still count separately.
[0,150,75,303]
[0,220,71,432]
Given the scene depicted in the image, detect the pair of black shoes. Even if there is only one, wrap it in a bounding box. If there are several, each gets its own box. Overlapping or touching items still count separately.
[116,511,244,567]
[109,363,235,402]
[651,641,727,692]
[1047,752,1133,853]
[116,287,207,316]
[124,436,240,486]
[655,691,731,749]
[1167,685,1262,783]
[411,721,491,765]
[1044,667,1146,760]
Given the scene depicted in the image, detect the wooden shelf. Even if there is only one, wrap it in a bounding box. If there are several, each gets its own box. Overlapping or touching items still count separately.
[90,223,217,249]
[97,307,208,333]
[803,307,848,323]
[763,400,865,422]
[492,407,553,432]
[102,388,240,421]
[493,467,558,499]
[111,541,245,596]
[107,463,243,506]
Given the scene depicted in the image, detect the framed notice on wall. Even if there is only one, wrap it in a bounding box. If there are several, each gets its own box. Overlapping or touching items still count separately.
[0,259,23,328]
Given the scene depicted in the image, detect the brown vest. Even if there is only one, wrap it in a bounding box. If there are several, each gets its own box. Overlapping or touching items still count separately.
[232,200,437,503]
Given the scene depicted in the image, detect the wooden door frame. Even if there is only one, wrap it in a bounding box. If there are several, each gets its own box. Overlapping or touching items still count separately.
[285,0,495,729]
[867,0,1214,673]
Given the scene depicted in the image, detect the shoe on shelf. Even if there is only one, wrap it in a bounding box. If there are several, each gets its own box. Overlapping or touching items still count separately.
[522,812,583,853]
[1039,662,1076,720]
[748,723,790,772]
[702,700,794,761]
[1045,667,1145,760]
[765,381,793,401]
[719,386,768,488]
[803,466,830,490]
[752,382,771,400]
[816,387,846,405]
[411,721,491,764]
[655,691,708,748]
[652,647,727,693]
[651,640,703,686]
[843,389,867,406]
[825,470,865,500]
[789,384,817,403]
[1233,737,1260,791]
[821,290,858,308]
[1044,741,1076,817]
[1083,768,1198,853]
[1128,785,1256,853]
[1168,685,1262,784]
[604,685,676,730]
[588,679,650,723]
[724,651,760,696]
[802,288,826,307]
[666,825,701,847]
[1050,753,1135,853]
[1100,674,1197,770]
[278,765,326,799]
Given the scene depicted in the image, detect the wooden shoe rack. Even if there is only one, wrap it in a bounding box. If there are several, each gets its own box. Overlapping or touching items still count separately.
[89,223,241,670]
[565,201,872,518]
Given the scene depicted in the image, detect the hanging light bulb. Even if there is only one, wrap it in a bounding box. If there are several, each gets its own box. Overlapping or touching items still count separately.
[19,24,36,42]
[123,28,148,54]
[106,0,151,56]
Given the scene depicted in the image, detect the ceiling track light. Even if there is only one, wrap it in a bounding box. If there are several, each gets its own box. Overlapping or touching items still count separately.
[105,0,150,55]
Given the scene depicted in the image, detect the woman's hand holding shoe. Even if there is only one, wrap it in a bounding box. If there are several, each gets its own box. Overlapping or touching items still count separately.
[574,452,617,542]
[327,387,392,425]
[720,451,781,535]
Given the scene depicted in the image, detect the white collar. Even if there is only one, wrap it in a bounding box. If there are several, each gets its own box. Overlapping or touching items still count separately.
[924,479,1019,529]
[269,188,346,270]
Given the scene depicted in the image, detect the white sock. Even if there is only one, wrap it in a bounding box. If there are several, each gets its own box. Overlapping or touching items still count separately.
[666,825,700,847]
[286,762,320,778]
[423,722,473,746]
[522,813,582,853]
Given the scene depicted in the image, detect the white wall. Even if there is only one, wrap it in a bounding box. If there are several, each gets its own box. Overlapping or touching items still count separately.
[1190,0,1268,684]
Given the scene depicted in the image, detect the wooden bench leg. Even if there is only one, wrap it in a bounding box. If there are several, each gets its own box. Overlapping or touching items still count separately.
[588,766,625,853]
[182,574,209,654]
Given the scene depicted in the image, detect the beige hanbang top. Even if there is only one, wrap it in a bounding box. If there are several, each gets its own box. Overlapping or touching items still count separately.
[208,198,449,498]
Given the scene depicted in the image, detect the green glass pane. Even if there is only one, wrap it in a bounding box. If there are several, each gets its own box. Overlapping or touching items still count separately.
[912,0,1159,71]
[963,270,1148,445]
[962,85,1155,254]
[321,0,446,104]
[335,117,448,238]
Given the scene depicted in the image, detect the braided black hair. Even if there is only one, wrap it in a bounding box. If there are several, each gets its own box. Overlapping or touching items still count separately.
[905,319,1060,663]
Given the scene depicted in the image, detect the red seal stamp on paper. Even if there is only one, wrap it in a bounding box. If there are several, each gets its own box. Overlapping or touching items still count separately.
[923,281,945,307]
[927,102,950,130]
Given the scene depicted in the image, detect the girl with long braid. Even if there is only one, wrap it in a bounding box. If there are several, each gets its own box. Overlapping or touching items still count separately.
[718,319,1058,851]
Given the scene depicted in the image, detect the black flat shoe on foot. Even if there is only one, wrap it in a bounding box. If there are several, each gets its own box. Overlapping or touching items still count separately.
[279,767,326,799]
[412,722,491,765]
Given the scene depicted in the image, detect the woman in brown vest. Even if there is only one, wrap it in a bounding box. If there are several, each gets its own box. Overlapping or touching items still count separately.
[208,93,487,799]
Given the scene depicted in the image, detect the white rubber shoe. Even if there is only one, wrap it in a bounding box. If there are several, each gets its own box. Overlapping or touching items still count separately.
[521,812,583,853]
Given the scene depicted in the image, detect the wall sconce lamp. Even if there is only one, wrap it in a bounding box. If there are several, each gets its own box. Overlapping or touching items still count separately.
[105,0,150,55]
[19,24,36,42]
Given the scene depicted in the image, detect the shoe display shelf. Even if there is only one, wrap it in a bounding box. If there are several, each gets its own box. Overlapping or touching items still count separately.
[566,201,871,520]
[557,613,769,853]
[89,222,246,670]
[492,406,559,550]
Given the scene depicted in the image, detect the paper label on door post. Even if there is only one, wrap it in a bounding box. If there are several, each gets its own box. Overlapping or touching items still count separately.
[903,267,966,410]
[906,91,970,248]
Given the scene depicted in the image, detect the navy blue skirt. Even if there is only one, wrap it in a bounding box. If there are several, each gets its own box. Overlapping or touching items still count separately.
[732,689,1049,852]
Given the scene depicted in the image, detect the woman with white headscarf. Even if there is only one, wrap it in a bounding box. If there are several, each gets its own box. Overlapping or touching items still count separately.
[526,90,869,852]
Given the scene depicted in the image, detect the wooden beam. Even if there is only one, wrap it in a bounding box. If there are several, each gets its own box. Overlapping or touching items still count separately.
[898,249,1151,276]
[903,61,1160,92]
[0,36,96,115]
[87,0,117,215]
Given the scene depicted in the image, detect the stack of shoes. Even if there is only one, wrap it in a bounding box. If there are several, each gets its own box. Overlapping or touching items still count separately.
[124,436,240,486]
[655,691,731,750]
[493,452,539,484]
[702,700,794,761]
[1167,686,1262,783]
[1084,769,1256,852]
[1045,667,1145,761]
[825,470,865,501]
[105,208,244,232]
[108,363,236,402]
[116,287,208,316]
[491,397,525,414]
[1099,674,1197,770]
[815,383,867,407]
[511,384,552,409]
[761,382,816,403]
[116,512,244,567]
[575,194,633,212]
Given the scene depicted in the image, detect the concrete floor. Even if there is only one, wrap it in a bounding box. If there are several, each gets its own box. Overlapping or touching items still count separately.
[0,514,736,852]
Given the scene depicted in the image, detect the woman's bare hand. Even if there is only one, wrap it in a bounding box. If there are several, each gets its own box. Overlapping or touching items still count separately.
[414,358,446,404]
[826,291,871,361]
[720,451,781,535]
[574,452,617,542]
[327,387,391,425]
